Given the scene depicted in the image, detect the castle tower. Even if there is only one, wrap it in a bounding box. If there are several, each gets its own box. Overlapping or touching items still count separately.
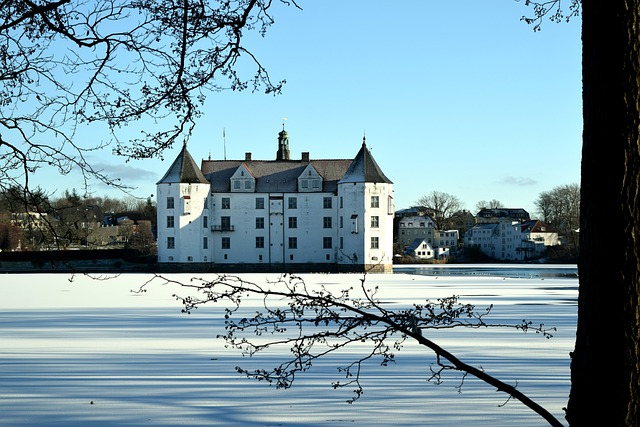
[156,143,211,263]
[276,126,291,161]
[337,137,394,272]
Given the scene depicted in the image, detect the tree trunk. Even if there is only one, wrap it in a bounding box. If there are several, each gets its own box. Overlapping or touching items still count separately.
[566,1,640,425]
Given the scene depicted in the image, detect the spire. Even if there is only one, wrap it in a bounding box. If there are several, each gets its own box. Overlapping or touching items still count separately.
[276,123,291,161]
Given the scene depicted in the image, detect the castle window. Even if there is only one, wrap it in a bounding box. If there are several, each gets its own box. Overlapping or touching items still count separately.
[288,217,297,229]
[167,216,174,228]
[256,217,264,229]
[371,216,379,228]
[222,237,230,249]
[323,237,332,249]
[323,197,332,209]
[221,216,231,231]
[183,196,191,214]
[166,197,174,209]
[256,236,264,248]
[203,216,208,228]
[167,237,175,249]
[371,196,379,208]
[244,180,252,190]
[301,179,308,189]
[203,237,208,249]
[288,237,297,249]
[371,236,379,249]
[323,217,332,228]
[288,197,297,209]
[256,198,264,209]
[312,180,320,189]
[233,180,240,190]
[221,197,230,209]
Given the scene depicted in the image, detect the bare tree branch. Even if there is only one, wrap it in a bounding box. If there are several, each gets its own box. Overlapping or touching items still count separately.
[0,0,299,200]
[518,0,581,31]
[137,273,563,427]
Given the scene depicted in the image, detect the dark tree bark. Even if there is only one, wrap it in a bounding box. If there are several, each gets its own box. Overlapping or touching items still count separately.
[567,1,640,425]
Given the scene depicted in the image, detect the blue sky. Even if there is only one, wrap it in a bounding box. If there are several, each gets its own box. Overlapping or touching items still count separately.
[38,1,582,214]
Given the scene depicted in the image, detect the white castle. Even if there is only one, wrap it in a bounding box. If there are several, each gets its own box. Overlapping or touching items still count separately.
[156,129,394,272]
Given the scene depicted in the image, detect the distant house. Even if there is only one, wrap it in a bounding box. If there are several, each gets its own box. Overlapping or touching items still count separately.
[396,214,436,247]
[405,238,435,259]
[434,229,459,253]
[476,208,530,223]
[448,210,477,236]
[465,219,559,261]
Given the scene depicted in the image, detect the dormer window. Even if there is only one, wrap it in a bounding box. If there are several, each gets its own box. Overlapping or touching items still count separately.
[230,165,255,192]
[298,164,323,192]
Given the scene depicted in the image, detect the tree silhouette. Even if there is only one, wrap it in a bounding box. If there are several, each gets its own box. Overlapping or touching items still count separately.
[138,272,564,427]
[0,0,297,197]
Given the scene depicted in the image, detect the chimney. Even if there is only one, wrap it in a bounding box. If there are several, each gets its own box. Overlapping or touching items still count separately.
[245,152,252,161]
[301,152,310,162]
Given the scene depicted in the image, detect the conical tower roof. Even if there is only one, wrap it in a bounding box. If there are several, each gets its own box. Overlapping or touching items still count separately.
[157,144,209,184]
[338,137,393,184]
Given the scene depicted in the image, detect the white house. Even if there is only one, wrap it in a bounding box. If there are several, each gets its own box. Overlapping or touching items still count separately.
[156,131,394,272]
[405,238,435,259]
[464,220,559,261]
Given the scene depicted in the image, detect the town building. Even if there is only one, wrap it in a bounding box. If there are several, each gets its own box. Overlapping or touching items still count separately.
[396,214,436,247]
[396,214,459,258]
[156,130,394,272]
[476,208,530,223]
[464,219,559,261]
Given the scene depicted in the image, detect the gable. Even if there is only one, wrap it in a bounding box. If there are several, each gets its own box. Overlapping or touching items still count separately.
[297,164,322,192]
[230,163,256,192]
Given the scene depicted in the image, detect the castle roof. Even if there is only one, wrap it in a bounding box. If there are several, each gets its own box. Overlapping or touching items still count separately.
[201,159,353,193]
[338,138,393,184]
[159,132,391,192]
[157,143,209,185]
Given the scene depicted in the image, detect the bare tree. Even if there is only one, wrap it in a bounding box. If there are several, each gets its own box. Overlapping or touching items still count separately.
[475,199,505,212]
[415,191,463,230]
[138,273,564,427]
[0,0,298,198]
[534,183,580,249]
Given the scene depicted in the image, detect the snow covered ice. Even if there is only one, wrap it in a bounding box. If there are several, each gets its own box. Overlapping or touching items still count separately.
[0,266,577,426]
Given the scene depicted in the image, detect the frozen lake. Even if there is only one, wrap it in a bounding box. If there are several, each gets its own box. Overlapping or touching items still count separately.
[0,266,577,426]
